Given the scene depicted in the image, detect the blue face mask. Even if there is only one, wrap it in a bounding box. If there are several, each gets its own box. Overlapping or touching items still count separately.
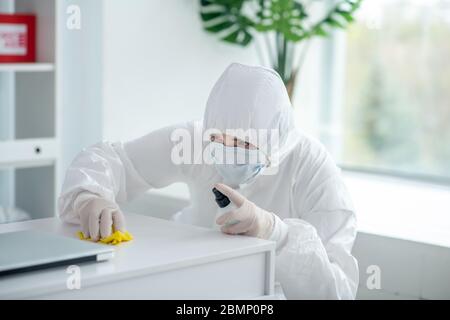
[210,142,266,187]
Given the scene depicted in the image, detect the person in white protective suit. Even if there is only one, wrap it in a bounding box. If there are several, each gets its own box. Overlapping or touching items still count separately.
[58,63,359,299]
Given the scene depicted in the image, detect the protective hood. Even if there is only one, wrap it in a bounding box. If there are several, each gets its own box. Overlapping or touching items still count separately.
[203,63,301,173]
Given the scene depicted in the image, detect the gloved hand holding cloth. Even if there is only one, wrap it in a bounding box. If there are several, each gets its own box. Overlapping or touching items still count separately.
[74,192,133,245]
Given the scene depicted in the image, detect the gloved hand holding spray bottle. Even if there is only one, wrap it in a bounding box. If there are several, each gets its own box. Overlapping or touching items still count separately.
[212,187,240,230]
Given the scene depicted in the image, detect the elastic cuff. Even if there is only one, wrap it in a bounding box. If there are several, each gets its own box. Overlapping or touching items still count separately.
[268,214,289,251]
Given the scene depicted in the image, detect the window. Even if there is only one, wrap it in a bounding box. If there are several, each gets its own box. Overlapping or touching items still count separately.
[339,0,450,182]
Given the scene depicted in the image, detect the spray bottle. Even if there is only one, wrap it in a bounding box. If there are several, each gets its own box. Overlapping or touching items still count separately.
[212,187,240,230]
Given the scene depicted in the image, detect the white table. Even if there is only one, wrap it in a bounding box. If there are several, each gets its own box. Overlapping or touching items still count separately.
[0,213,275,299]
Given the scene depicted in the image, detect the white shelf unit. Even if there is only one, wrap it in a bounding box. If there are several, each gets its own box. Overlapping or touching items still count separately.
[0,63,54,72]
[0,0,60,220]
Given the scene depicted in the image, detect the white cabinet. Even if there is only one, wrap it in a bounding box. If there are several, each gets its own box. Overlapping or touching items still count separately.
[0,0,60,219]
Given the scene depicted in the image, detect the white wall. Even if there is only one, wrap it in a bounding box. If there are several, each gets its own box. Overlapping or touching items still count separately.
[101,0,328,142]
[102,0,262,141]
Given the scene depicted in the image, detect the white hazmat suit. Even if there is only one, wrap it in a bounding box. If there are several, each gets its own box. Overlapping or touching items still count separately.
[59,63,359,299]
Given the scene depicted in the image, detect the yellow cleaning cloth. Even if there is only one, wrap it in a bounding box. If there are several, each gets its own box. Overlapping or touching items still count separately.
[77,230,133,245]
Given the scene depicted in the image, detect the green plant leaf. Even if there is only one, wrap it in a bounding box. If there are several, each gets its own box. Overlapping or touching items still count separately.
[325,16,345,29]
[204,20,235,33]
[313,26,328,37]
[255,0,308,41]
[336,10,355,22]
[222,28,252,46]
[305,0,362,39]
[199,0,255,46]
[200,12,224,22]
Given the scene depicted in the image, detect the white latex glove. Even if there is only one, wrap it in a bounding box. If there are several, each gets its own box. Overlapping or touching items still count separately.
[73,192,126,241]
[214,183,275,239]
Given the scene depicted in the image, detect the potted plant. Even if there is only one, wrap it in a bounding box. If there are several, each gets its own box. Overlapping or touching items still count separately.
[199,0,362,100]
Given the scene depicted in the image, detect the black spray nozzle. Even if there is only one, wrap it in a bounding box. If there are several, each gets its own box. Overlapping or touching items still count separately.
[212,187,230,208]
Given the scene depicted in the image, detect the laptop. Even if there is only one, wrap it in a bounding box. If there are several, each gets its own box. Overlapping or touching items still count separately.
[0,230,115,276]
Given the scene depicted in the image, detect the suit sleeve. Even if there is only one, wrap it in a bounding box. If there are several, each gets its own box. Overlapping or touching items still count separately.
[58,123,191,223]
[270,144,359,299]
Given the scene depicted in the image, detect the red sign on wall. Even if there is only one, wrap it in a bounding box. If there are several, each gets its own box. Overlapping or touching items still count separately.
[0,14,36,63]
